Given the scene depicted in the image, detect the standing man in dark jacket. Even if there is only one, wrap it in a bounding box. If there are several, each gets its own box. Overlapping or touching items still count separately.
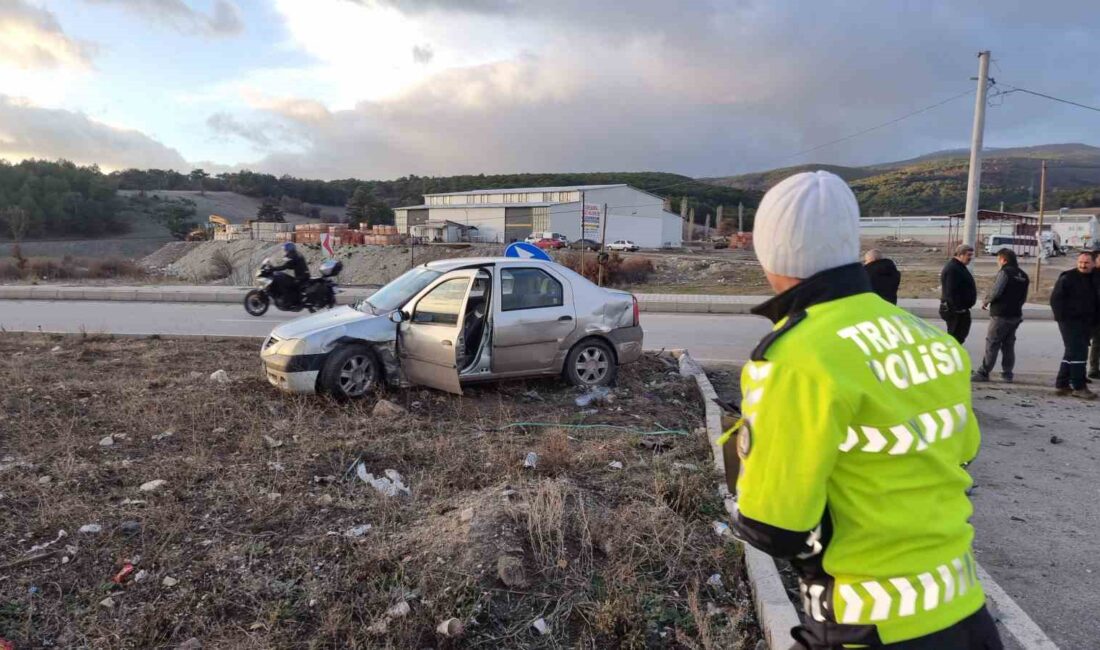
[939,244,977,343]
[863,249,900,304]
[1050,251,1098,398]
[973,249,1029,382]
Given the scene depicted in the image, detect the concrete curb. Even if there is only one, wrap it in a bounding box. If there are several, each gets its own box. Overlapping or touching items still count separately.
[672,348,801,650]
[0,284,1056,320]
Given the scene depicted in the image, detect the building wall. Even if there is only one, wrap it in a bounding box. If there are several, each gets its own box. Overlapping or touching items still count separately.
[428,206,506,242]
[545,186,679,247]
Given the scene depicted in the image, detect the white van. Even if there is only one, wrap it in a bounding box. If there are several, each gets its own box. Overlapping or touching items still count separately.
[985,234,1036,257]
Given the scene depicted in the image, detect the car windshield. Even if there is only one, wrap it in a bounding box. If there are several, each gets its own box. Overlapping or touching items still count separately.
[356,267,443,313]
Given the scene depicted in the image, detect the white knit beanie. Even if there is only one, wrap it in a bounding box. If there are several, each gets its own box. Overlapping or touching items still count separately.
[753,170,861,278]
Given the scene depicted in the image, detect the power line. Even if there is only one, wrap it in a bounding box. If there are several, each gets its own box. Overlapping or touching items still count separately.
[770,88,977,166]
[997,84,1100,114]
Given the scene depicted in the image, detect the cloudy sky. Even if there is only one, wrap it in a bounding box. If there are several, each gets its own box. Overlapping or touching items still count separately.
[1,0,1098,180]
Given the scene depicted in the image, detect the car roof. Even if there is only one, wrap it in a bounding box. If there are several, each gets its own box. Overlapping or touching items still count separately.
[423,256,556,272]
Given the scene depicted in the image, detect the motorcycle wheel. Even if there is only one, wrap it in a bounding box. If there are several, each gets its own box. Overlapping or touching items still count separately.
[244,290,270,316]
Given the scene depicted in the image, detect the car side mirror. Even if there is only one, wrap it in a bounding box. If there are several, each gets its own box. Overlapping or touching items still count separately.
[390,310,407,324]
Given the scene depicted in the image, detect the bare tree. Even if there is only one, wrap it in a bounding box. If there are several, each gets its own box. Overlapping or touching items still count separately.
[3,206,29,242]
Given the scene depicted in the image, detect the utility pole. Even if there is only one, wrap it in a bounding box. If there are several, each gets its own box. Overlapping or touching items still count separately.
[716,205,724,235]
[689,208,696,243]
[580,190,586,274]
[1033,160,1047,298]
[962,50,991,252]
[598,203,609,286]
[738,202,744,233]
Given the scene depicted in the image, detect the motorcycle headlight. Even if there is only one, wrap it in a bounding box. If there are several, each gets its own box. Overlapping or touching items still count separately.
[257,277,273,288]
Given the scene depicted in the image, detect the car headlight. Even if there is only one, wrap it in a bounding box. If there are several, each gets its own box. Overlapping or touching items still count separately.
[281,339,311,356]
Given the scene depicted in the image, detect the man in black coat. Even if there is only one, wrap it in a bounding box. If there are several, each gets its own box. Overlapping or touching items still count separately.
[1050,251,1098,398]
[1089,250,1100,380]
[973,249,1029,382]
[863,249,901,304]
[939,244,977,343]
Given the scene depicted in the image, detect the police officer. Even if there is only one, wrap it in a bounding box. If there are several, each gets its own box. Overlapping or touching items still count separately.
[726,171,1002,649]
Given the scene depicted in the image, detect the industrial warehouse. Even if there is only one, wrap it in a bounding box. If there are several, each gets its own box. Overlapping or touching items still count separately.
[394,184,685,248]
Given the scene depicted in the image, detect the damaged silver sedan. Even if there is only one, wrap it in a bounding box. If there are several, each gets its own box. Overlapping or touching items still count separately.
[260,257,644,398]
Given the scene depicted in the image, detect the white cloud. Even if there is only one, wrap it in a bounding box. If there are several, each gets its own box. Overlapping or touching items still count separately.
[84,0,243,37]
[0,95,189,171]
[0,0,95,70]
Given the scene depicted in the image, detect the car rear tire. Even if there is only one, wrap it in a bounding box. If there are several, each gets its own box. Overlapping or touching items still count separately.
[244,290,269,316]
[319,344,380,400]
[565,338,617,387]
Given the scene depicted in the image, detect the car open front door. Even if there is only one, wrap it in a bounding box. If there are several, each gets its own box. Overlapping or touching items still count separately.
[397,270,476,394]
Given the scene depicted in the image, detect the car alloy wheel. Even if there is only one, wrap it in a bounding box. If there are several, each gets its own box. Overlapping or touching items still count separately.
[338,353,376,397]
[574,345,609,384]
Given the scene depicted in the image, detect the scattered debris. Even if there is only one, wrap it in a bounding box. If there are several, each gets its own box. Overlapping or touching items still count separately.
[212,427,228,434]
[355,463,411,497]
[262,435,284,449]
[386,601,411,618]
[99,597,116,609]
[711,521,732,538]
[366,619,389,635]
[531,617,550,636]
[316,494,334,506]
[78,523,103,534]
[27,529,67,553]
[372,399,406,418]
[1050,435,1064,445]
[119,521,142,535]
[608,461,624,470]
[707,573,723,588]
[437,617,465,638]
[497,555,529,588]
[162,576,179,587]
[112,563,135,585]
[37,475,52,485]
[1010,516,1027,523]
[672,462,699,472]
[639,437,673,452]
[344,524,373,538]
[139,479,167,492]
[575,386,612,407]
[523,452,539,469]
[50,345,62,353]
[134,569,149,583]
[178,638,202,650]
[99,435,115,447]
[208,369,230,384]
[460,507,475,522]
[152,430,173,441]
[521,390,544,402]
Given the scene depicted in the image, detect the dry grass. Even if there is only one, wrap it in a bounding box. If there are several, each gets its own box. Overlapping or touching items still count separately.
[207,248,235,280]
[0,335,759,648]
[0,256,147,282]
[557,251,656,287]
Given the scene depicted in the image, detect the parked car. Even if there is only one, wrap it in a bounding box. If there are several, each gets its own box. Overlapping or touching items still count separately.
[607,240,639,252]
[535,238,566,250]
[568,238,601,251]
[260,257,643,399]
[526,232,569,244]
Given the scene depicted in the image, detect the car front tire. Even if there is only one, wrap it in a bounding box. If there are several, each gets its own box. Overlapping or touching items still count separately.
[319,344,380,400]
[564,338,617,388]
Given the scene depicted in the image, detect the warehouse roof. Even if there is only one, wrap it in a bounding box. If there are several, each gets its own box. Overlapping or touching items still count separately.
[424,184,626,197]
[395,201,559,210]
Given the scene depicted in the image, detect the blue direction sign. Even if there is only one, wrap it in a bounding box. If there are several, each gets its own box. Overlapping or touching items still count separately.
[504,241,552,261]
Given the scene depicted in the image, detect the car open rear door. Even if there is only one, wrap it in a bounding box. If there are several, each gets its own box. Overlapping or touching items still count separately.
[397,270,476,394]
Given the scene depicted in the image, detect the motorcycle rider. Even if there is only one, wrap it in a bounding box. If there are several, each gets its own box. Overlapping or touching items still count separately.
[269,242,311,304]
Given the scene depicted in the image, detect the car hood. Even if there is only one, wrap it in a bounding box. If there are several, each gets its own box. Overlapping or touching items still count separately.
[271,306,373,340]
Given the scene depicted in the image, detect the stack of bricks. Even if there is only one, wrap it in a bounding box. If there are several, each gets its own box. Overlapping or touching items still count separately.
[293,223,327,244]
[361,224,403,246]
[251,221,295,242]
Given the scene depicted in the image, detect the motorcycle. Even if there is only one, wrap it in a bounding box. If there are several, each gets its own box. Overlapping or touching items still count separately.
[243,258,343,316]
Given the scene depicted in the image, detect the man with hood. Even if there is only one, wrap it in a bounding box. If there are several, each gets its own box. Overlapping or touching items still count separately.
[972,249,1029,383]
[863,249,901,304]
[726,171,1001,649]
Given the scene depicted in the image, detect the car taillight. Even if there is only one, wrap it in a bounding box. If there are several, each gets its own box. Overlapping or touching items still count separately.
[632,295,640,327]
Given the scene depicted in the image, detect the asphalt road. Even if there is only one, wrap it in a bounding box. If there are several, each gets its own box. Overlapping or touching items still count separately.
[0,299,1082,647]
[0,300,1066,379]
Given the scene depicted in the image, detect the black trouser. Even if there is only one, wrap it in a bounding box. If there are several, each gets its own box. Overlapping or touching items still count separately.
[1089,324,1100,375]
[1056,320,1091,390]
[942,310,972,344]
[976,316,1021,378]
[793,606,1003,650]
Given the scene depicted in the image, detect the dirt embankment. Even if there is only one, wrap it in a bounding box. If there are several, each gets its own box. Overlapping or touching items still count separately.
[0,335,760,648]
[148,241,504,285]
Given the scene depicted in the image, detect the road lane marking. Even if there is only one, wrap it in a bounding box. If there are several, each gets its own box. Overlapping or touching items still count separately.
[977,563,1060,649]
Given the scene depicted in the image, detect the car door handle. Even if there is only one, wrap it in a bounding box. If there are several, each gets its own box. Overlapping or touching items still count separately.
[441,340,453,346]
[558,315,573,321]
